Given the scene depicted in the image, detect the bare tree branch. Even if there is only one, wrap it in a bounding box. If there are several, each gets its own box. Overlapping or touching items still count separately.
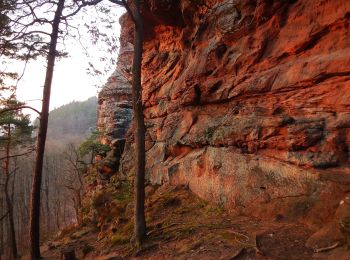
[109,0,136,24]
[15,45,35,88]
[0,149,35,161]
[0,106,41,116]
[62,0,103,19]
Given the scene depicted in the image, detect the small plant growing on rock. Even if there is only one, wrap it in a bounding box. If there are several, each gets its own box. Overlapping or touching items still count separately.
[79,131,111,164]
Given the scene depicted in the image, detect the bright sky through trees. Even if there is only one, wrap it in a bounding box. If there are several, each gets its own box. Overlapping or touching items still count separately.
[4,3,125,120]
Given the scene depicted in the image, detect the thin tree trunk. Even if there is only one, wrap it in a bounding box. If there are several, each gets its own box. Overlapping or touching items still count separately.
[55,200,60,230]
[131,0,146,246]
[43,156,50,236]
[90,152,94,165]
[75,161,83,225]
[4,124,18,259]
[5,176,17,259]
[0,187,3,260]
[73,190,82,225]
[45,173,50,236]
[11,158,18,254]
[29,0,65,258]
[10,158,16,207]
[63,200,67,226]
[20,169,29,249]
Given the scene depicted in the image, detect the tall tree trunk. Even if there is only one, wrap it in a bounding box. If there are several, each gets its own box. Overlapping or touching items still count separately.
[29,0,65,258]
[45,170,50,236]
[55,200,60,230]
[63,201,66,226]
[4,124,18,259]
[43,156,50,237]
[73,190,82,225]
[11,158,18,255]
[0,187,4,260]
[131,0,146,246]
[5,175,17,259]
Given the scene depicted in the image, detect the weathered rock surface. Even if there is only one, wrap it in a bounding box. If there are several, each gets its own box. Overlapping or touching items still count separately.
[97,14,133,145]
[116,0,350,229]
[97,15,133,176]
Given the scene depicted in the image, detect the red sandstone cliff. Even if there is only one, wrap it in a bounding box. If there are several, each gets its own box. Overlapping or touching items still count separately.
[102,0,350,253]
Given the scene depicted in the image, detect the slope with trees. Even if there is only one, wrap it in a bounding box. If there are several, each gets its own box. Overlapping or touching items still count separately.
[34,96,98,141]
[1,0,149,257]
[1,1,114,257]
[1,96,100,258]
[0,96,34,259]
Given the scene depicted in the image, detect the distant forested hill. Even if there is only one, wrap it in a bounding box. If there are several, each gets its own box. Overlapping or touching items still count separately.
[48,96,97,139]
[34,96,97,142]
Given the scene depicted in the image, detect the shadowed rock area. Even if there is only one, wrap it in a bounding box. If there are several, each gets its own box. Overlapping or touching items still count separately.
[97,14,134,145]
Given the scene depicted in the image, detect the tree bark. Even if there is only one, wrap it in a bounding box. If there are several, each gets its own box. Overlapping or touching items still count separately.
[131,0,146,246]
[55,202,60,230]
[29,0,65,258]
[44,156,50,236]
[0,188,3,260]
[72,190,82,225]
[4,175,17,260]
[108,0,147,246]
[4,124,18,259]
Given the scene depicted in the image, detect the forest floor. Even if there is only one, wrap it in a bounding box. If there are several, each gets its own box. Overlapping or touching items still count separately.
[40,184,349,259]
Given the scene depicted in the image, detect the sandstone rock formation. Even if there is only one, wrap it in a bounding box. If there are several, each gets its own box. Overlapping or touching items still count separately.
[116,0,350,231]
[97,15,133,145]
[97,15,133,176]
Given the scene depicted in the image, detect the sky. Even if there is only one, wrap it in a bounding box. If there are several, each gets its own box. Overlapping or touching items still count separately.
[5,3,125,120]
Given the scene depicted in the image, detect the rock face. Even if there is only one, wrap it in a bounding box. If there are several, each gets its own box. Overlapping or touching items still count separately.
[97,15,134,177]
[97,15,133,145]
[114,0,350,227]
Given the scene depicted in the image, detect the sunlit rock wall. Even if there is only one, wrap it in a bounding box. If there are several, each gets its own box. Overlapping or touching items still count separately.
[117,0,350,226]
